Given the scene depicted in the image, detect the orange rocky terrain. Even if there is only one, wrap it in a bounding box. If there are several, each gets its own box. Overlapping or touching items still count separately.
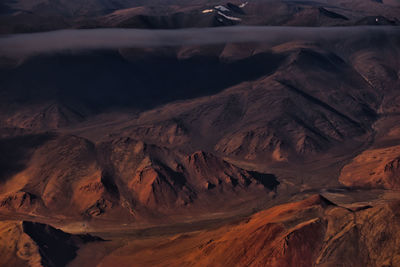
[0,220,102,267]
[73,195,400,267]
[340,145,400,189]
[0,133,278,223]
[0,6,400,266]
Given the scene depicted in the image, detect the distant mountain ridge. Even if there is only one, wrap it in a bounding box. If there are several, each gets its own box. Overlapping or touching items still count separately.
[0,0,399,33]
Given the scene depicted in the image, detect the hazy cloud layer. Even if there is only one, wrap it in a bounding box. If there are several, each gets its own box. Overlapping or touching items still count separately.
[0,26,399,58]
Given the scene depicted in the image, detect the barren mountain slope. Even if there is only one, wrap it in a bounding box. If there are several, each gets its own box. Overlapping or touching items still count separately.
[0,220,102,267]
[0,12,399,265]
[0,27,399,223]
[339,145,400,189]
[101,35,399,162]
[94,195,400,267]
[0,134,278,222]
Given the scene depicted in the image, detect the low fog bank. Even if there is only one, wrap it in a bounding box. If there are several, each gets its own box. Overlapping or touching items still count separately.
[0,26,399,58]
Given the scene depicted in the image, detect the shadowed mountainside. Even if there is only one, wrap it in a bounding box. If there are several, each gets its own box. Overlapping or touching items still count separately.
[0,11,400,266]
[0,220,102,267]
[2,27,399,162]
[0,134,278,222]
[0,0,399,33]
[0,26,399,222]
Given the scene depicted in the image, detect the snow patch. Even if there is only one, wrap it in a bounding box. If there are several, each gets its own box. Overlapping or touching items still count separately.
[239,2,248,8]
[217,11,242,21]
[215,5,230,12]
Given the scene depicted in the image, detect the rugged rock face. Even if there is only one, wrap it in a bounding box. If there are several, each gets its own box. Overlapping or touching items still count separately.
[186,195,331,267]
[0,24,398,226]
[97,137,278,215]
[0,220,102,267]
[97,195,400,267]
[0,4,400,265]
[210,196,400,267]
[0,221,42,267]
[0,134,110,218]
[0,134,278,221]
[339,145,400,189]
